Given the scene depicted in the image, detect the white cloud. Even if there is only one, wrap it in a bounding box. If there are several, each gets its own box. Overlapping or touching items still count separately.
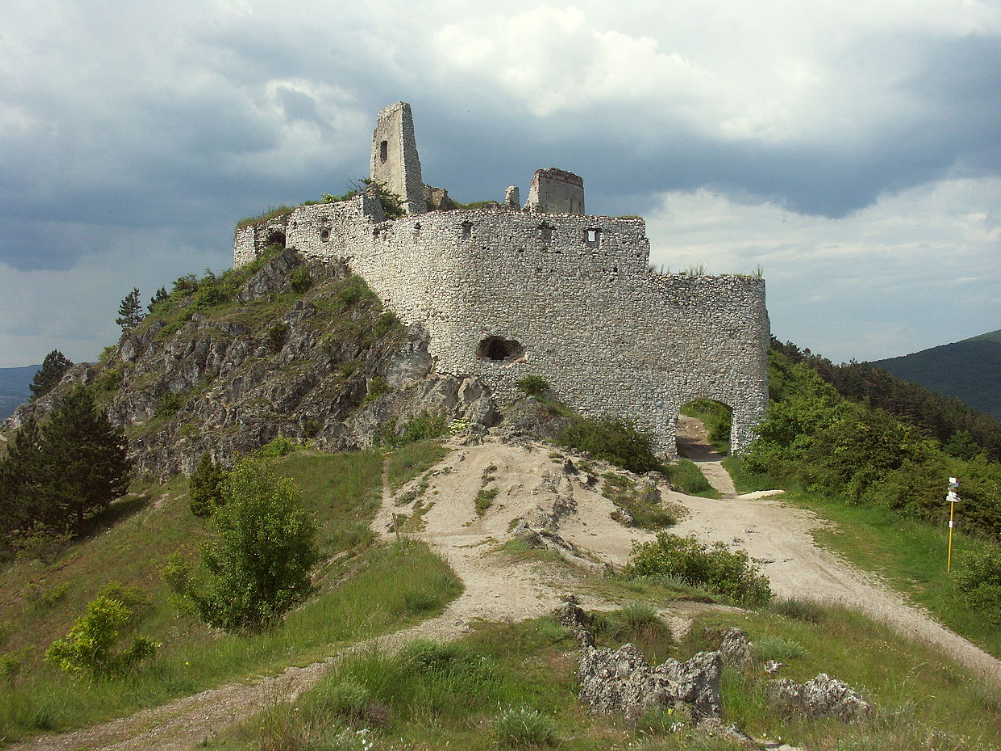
[645,176,1001,361]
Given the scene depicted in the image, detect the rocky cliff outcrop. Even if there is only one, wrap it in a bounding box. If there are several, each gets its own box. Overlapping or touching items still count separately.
[2,249,498,478]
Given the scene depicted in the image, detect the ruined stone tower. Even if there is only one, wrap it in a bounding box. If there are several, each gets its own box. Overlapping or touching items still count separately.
[370,102,427,215]
[525,168,585,214]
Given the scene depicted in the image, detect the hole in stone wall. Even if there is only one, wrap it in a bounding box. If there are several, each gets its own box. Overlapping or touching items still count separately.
[476,336,525,362]
[265,231,286,248]
[586,228,601,245]
[320,228,331,242]
[461,221,473,240]
[538,223,553,243]
[380,140,388,162]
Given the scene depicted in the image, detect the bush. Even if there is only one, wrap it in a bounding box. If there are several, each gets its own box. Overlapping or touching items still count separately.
[626,533,772,607]
[172,459,320,632]
[494,705,556,747]
[189,452,226,517]
[754,635,809,662]
[557,415,661,474]
[255,434,306,458]
[44,596,158,679]
[954,548,1001,626]
[289,265,312,293]
[517,375,550,397]
[381,411,448,448]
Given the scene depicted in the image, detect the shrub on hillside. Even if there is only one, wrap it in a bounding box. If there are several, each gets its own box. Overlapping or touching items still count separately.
[45,596,158,679]
[557,415,661,474]
[626,533,772,607]
[517,375,550,398]
[167,458,320,632]
[189,452,226,517]
[955,548,1001,626]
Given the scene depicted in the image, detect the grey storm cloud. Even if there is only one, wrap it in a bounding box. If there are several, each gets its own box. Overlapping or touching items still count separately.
[0,0,998,366]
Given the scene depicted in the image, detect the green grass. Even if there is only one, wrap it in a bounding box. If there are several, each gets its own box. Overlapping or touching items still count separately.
[386,440,450,490]
[209,601,1001,751]
[663,458,720,498]
[786,491,1001,659]
[0,450,462,743]
[723,456,1001,659]
[601,472,680,528]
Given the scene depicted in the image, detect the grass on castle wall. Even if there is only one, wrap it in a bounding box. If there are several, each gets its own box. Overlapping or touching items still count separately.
[724,456,1001,661]
[211,602,1001,751]
[0,445,458,743]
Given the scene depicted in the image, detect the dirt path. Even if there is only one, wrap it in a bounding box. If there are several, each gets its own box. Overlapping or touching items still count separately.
[674,418,1001,683]
[11,433,1001,750]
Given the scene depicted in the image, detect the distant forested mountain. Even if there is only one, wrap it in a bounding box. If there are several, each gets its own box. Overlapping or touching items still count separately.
[873,330,1001,421]
[0,365,38,420]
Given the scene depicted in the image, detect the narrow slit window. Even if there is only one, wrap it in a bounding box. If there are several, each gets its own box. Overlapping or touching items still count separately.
[379,140,388,162]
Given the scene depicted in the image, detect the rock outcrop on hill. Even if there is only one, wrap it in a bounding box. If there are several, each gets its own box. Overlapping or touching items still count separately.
[2,249,498,478]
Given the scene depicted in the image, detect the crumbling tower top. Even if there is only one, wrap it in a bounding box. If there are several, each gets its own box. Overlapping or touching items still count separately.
[524,168,585,214]
[370,102,427,215]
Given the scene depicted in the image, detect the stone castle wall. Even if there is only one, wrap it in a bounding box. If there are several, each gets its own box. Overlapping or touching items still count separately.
[234,198,769,455]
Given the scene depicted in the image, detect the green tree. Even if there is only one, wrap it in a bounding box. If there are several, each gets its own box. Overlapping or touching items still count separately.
[38,386,131,532]
[176,458,320,632]
[29,350,73,400]
[0,418,44,535]
[116,287,144,332]
[147,286,168,313]
[189,451,226,517]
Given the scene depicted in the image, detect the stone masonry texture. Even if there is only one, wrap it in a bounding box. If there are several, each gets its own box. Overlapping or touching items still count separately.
[234,104,770,456]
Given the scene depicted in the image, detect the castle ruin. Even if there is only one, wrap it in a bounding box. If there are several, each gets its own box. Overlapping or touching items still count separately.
[234,102,770,456]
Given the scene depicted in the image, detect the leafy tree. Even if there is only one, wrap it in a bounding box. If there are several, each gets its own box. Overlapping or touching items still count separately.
[38,386,131,532]
[29,350,73,400]
[189,451,226,517]
[172,458,320,632]
[147,286,168,313]
[45,595,157,679]
[116,287,144,332]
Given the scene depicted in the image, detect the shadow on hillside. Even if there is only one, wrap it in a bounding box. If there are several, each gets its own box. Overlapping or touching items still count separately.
[76,494,154,542]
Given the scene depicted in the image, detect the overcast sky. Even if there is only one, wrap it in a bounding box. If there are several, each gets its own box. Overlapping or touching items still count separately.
[2,0,999,368]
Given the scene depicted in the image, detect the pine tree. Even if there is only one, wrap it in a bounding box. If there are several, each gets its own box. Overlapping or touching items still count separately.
[189,451,226,517]
[147,287,168,314]
[116,287,144,332]
[0,418,45,535]
[38,386,131,533]
[29,350,73,400]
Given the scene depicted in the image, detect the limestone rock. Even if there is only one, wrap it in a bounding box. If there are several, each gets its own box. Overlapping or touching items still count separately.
[557,602,723,722]
[767,673,873,723]
[717,627,754,669]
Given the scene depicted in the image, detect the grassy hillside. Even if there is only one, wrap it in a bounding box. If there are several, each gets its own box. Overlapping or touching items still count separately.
[873,330,1001,421]
[0,441,455,743]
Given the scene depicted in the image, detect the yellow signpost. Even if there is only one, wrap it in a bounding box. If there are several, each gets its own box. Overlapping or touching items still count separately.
[947,477,960,573]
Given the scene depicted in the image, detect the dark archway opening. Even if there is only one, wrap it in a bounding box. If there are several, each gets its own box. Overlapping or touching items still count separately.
[477,336,525,362]
[676,399,732,459]
[265,230,287,248]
